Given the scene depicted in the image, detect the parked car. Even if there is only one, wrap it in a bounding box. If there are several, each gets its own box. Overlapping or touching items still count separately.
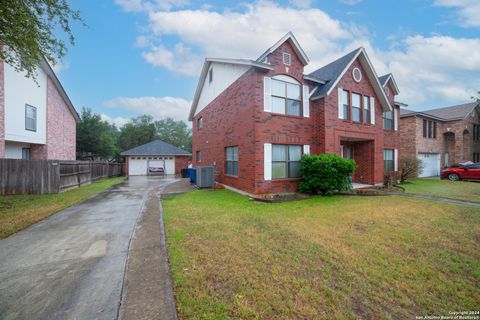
[441,163,480,181]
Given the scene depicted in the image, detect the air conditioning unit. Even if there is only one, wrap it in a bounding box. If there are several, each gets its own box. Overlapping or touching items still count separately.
[195,166,214,188]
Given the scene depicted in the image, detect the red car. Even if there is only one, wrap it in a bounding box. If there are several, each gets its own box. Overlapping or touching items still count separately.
[441,163,480,181]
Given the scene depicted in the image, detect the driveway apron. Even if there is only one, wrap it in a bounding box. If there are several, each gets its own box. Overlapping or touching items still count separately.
[0,176,178,320]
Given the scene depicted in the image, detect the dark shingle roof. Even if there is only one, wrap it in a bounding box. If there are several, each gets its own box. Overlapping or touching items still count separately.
[121,140,191,156]
[400,102,479,121]
[308,48,362,98]
[378,74,390,86]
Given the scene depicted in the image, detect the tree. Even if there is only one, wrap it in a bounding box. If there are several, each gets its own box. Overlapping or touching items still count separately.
[118,115,157,151]
[399,155,424,183]
[155,118,192,152]
[76,108,119,161]
[0,0,84,80]
[471,91,480,102]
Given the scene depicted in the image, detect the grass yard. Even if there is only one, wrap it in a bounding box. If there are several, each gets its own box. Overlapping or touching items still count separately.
[163,190,480,319]
[402,178,480,203]
[0,177,124,239]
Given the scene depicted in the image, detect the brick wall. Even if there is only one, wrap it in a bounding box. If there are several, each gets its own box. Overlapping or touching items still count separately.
[175,155,190,174]
[0,60,4,158]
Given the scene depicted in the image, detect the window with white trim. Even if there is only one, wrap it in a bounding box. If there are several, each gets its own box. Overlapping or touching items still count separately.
[198,117,203,129]
[383,111,393,130]
[352,67,362,82]
[352,93,361,122]
[225,146,238,176]
[384,149,394,173]
[363,96,371,123]
[272,144,302,179]
[25,104,37,132]
[271,78,301,116]
[342,90,350,120]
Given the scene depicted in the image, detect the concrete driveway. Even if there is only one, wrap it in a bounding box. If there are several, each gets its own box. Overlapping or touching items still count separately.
[0,176,179,320]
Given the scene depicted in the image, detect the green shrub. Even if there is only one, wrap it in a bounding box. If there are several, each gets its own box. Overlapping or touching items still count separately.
[299,154,356,195]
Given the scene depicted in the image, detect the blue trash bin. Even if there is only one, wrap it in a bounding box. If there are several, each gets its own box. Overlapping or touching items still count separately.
[188,168,196,184]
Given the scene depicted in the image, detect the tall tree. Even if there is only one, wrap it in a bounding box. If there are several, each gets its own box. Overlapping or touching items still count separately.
[77,108,119,161]
[118,115,157,151]
[472,91,480,102]
[155,118,192,152]
[0,0,84,80]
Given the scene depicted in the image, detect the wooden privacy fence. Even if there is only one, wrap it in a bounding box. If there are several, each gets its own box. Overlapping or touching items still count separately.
[0,159,123,195]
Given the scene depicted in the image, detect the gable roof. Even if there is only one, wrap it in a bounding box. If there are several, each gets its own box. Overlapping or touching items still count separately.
[188,58,273,121]
[309,48,392,111]
[256,31,309,65]
[39,58,80,122]
[400,102,479,121]
[121,139,191,156]
[378,73,400,95]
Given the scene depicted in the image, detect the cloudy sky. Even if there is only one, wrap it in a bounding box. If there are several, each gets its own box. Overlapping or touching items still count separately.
[59,0,480,126]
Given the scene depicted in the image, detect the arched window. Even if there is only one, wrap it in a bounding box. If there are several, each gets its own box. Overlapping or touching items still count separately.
[271,75,302,116]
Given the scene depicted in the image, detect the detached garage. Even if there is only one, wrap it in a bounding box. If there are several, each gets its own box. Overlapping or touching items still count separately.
[417,153,441,177]
[121,140,191,176]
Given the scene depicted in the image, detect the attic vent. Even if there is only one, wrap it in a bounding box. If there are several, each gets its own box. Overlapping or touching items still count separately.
[352,67,362,82]
[283,52,291,65]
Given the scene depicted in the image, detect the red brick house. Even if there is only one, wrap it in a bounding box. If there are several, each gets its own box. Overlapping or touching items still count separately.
[0,57,79,160]
[189,32,401,194]
[400,102,480,177]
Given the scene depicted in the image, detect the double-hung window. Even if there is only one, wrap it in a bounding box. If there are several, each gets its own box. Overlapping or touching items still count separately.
[423,119,437,138]
[363,96,371,124]
[271,79,301,116]
[352,93,361,122]
[25,104,37,132]
[225,146,238,176]
[384,149,394,173]
[272,145,302,179]
[383,111,393,130]
[342,90,350,120]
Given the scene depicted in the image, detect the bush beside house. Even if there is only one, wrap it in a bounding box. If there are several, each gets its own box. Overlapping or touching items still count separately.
[299,154,356,195]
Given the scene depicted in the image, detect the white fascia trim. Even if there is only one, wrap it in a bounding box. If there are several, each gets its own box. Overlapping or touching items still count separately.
[325,48,392,112]
[188,58,274,121]
[257,31,310,65]
[303,75,326,84]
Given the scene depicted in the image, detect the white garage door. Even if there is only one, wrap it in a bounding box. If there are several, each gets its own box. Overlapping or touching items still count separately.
[129,158,148,175]
[417,153,440,177]
[128,157,176,175]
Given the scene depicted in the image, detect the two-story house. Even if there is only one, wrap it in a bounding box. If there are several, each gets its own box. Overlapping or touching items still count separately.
[400,102,480,177]
[0,57,79,160]
[189,32,400,195]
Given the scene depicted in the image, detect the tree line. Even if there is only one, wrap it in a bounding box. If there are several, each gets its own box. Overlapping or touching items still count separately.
[76,108,191,162]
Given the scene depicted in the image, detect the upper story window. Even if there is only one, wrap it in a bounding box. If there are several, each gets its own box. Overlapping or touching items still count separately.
[272,144,302,179]
[271,78,301,116]
[363,96,371,123]
[198,117,203,129]
[208,68,213,84]
[225,146,238,176]
[474,124,480,141]
[383,111,393,130]
[196,150,201,162]
[283,52,291,65]
[423,119,437,139]
[25,104,37,132]
[352,93,361,122]
[341,90,350,120]
[352,68,362,82]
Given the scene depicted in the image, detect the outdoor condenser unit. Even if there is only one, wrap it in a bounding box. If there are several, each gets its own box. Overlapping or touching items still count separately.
[195,166,214,188]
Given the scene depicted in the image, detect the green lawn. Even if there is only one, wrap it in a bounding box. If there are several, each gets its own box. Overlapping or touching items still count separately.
[163,190,480,319]
[0,177,124,239]
[402,178,480,203]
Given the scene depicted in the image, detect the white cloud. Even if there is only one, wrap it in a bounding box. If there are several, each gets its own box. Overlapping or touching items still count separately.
[115,0,189,12]
[383,35,480,106]
[434,0,480,27]
[100,113,130,128]
[288,0,312,9]
[142,43,202,75]
[103,96,192,122]
[51,60,70,73]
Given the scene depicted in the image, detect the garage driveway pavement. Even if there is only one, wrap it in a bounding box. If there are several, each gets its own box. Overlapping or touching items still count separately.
[0,176,178,320]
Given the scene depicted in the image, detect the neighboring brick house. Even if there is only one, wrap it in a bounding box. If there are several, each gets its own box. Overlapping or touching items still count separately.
[400,102,480,177]
[0,57,79,160]
[189,32,401,194]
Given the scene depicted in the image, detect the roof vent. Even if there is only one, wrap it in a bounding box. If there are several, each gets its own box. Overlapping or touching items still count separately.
[283,52,291,66]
